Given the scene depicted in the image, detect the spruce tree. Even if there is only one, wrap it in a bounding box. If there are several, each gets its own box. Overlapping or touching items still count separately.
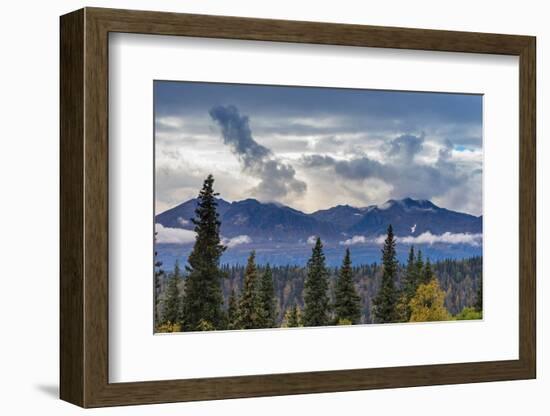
[303,237,330,327]
[258,264,277,328]
[415,249,424,280]
[399,246,418,321]
[237,251,261,329]
[403,246,418,299]
[286,304,301,327]
[227,288,239,330]
[474,280,483,312]
[423,258,434,284]
[373,224,399,323]
[154,232,165,327]
[161,261,182,326]
[334,248,362,324]
[182,174,226,331]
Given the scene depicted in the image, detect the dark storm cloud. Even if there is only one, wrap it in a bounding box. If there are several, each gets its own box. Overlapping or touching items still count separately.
[154,81,483,149]
[209,105,306,201]
[154,81,482,214]
[388,134,425,163]
[302,134,464,201]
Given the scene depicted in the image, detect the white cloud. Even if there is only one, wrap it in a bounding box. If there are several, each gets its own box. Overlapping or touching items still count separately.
[339,235,368,245]
[398,231,482,246]
[155,223,196,244]
[223,235,252,248]
[411,224,417,233]
[340,231,482,247]
[177,217,190,226]
[307,235,318,245]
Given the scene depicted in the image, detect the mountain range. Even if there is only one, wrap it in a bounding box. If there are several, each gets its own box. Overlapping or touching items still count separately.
[156,197,481,241]
[155,197,482,268]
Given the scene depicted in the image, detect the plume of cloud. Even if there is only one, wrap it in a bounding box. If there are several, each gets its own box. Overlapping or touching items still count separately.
[209,105,306,201]
[155,223,196,244]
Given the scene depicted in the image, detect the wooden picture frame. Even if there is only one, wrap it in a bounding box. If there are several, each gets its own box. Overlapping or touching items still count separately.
[60,7,536,408]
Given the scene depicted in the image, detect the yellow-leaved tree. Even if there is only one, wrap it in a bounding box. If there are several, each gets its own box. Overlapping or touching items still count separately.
[409,279,450,322]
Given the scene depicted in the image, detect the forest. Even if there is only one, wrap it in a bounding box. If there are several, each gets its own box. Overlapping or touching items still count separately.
[155,175,482,333]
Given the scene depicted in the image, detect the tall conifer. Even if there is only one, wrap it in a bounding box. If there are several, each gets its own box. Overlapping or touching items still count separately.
[423,258,434,284]
[237,251,261,329]
[286,304,301,327]
[258,264,277,328]
[373,224,399,323]
[227,288,239,329]
[182,174,226,331]
[161,261,181,326]
[334,248,362,324]
[303,237,330,327]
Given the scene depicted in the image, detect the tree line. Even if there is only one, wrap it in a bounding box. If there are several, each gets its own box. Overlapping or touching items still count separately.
[155,175,482,333]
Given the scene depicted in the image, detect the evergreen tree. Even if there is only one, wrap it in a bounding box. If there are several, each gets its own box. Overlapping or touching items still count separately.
[334,248,362,324]
[227,288,239,330]
[399,246,419,321]
[423,258,434,284]
[415,249,424,280]
[373,224,399,323]
[474,280,483,312]
[154,231,165,327]
[182,174,226,331]
[303,237,330,327]
[403,246,418,299]
[285,304,301,327]
[258,264,277,328]
[236,251,261,329]
[160,261,181,326]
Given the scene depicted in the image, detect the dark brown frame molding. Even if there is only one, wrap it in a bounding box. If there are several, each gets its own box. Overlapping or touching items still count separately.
[60,7,536,408]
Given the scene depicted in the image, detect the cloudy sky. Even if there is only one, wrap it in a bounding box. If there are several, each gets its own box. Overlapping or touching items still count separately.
[155,81,482,216]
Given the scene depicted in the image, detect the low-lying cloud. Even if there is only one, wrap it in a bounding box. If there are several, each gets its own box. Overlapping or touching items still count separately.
[209,105,306,202]
[222,234,252,248]
[339,231,482,247]
[155,223,196,244]
[339,235,368,245]
[399,231,482,246]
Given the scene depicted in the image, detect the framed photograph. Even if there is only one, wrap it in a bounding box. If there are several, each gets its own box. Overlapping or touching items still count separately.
[60,7,536,407]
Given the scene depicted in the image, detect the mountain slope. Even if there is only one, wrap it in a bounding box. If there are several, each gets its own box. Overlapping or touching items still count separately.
[156,197,481,242]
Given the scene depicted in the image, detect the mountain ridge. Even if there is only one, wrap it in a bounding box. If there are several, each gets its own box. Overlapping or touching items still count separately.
[156,197,482,242]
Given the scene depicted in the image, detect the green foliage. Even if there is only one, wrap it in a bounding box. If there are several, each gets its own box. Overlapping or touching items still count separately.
[399,246,420,321]
[160,260,182,325]
[423,258,434,284]
[154,231,165,326]
[334,248,362,324]
[337,318,353,326]
[303,237,331,327]
[196,319,215,331]
[156,321,182,333]
[373,225,399,323]
[409,279,451,322]
[257,264,277,328]
[454,307,482,320]
[181,174,226,331]
[236,251,262,329]
[284,304,302,327]
[227,288,239,330]
[474,280,483,312]
[415,250,424,282]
